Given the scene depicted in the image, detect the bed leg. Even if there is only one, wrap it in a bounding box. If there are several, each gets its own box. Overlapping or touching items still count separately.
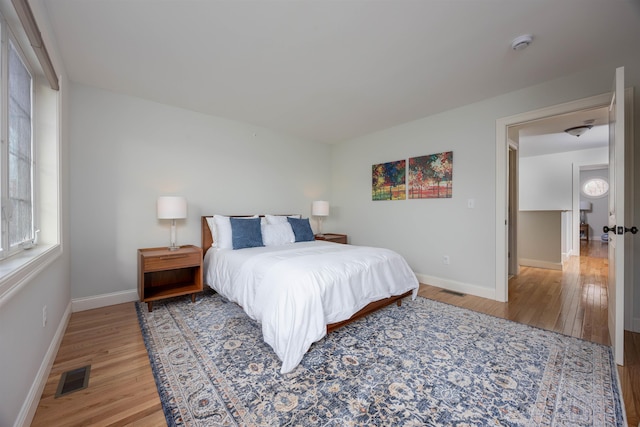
[397,299,402,307]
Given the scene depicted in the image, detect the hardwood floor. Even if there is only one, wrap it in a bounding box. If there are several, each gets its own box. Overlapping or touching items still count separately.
[32,239,638,426]
[31,303,165,427]
[419,239,611,346]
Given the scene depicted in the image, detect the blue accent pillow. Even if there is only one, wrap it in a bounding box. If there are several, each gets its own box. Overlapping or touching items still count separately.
[287,217,315,242]
[230,217,264,249]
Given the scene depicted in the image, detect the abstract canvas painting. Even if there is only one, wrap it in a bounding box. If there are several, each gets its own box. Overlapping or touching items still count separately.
[409,151,453,199]
[372,160,406,201]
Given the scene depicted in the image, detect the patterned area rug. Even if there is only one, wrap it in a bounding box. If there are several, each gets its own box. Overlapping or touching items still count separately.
[136,288,625,426]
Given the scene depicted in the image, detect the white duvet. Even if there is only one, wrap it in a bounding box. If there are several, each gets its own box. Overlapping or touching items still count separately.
[204,241,419,373]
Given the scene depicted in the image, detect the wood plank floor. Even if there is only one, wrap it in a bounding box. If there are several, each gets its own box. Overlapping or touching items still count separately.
[31,303,165,427]
[32,240,639,426]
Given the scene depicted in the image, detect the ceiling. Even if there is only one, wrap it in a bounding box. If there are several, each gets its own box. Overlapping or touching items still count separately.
[42,0,640,144]
[516,106,610,158]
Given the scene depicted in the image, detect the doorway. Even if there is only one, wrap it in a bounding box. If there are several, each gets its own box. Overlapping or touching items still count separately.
[578,166,610,254]
[515,106,609,270]
[495,91,613,302]
[496,88,635,333]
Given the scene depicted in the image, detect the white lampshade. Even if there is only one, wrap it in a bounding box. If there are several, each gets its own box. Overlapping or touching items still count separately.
[312,201,329,216]
[579,201,592,211]
[157,196,187,219]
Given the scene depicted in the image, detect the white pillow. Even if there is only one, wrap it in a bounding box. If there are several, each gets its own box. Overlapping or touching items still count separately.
[210,215,258,249]
[265,214,301,225]
[213,215,232,249]
[261,223,295,246]
[205,217,218,247]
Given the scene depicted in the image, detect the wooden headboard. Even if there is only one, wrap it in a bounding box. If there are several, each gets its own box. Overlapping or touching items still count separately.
[201,216,215,256]
[201,214,298,258]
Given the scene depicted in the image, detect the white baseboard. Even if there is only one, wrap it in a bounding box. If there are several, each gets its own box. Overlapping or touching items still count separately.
[518,258,563,271]
[15,301,71,427]
[71,289,138,312]
[632,317,640,333]
[415,273,496,300]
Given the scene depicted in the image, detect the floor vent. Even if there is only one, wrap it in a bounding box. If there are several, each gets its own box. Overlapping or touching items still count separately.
[440,289,466,297]
[55,365,91,398]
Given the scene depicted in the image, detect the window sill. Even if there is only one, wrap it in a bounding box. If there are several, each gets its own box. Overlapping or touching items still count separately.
[0,244,62,305]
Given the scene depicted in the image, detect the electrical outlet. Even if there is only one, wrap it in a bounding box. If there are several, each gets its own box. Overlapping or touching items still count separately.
[42,305,47,327]
[443,255,450,265]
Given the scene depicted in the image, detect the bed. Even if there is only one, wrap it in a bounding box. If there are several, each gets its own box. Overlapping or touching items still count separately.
[201,215,419,373]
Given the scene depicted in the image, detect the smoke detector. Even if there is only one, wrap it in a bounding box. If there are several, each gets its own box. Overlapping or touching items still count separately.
[511,34,533,51]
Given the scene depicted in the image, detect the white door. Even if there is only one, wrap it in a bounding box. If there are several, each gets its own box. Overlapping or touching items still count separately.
[607,67,625,365]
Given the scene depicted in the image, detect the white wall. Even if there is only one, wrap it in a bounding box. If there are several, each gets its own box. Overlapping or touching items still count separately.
[69,84,332,301]
[520,148,608,211]
[519,155,573,211]
[331,102,497,298]
[331,59,640,302]
[0,255,71,427]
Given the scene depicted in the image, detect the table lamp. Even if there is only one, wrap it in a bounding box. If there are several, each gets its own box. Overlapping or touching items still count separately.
[312,200,329,237]
[157,196,187,250]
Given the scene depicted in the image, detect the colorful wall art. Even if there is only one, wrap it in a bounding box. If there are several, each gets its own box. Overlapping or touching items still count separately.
[372,160,406,201]
[408,151,453,199]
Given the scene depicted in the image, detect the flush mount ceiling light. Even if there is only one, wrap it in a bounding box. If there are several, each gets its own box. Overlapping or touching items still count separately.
[511,34,533,51]
[564,125,593,137]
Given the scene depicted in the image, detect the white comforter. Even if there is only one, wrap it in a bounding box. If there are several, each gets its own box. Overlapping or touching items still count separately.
[204,240,419,373]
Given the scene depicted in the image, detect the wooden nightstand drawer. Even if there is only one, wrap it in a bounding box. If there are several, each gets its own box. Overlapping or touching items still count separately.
[142,250,200,271]
[315,233,348,244]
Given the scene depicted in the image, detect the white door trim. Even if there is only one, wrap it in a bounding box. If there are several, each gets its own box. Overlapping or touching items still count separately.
[623,87,636,332]
[495,92,613,302]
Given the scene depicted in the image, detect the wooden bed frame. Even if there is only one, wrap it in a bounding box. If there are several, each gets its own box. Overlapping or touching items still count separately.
[201,215,412,334]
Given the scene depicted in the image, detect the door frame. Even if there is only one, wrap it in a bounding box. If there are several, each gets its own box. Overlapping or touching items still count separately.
[624,88,636,332]
[495,91,614,302]
[507,144,519,277]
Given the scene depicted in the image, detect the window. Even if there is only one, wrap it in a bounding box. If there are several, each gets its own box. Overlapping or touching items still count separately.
[1,26,35,259]
[0,7,60,293]
[582,177,609,198]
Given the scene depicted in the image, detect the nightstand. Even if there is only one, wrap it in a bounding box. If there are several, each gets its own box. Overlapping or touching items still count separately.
[580,224,589,241]
[315,233,348,244]
[138,245,203,312]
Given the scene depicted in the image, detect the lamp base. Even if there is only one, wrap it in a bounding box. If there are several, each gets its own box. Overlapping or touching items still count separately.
[167,221,180,251]
[316,217,325,238]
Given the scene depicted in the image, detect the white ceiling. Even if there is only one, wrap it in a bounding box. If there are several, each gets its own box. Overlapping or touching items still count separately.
[42,0,640,144]
[517,106,610,158]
